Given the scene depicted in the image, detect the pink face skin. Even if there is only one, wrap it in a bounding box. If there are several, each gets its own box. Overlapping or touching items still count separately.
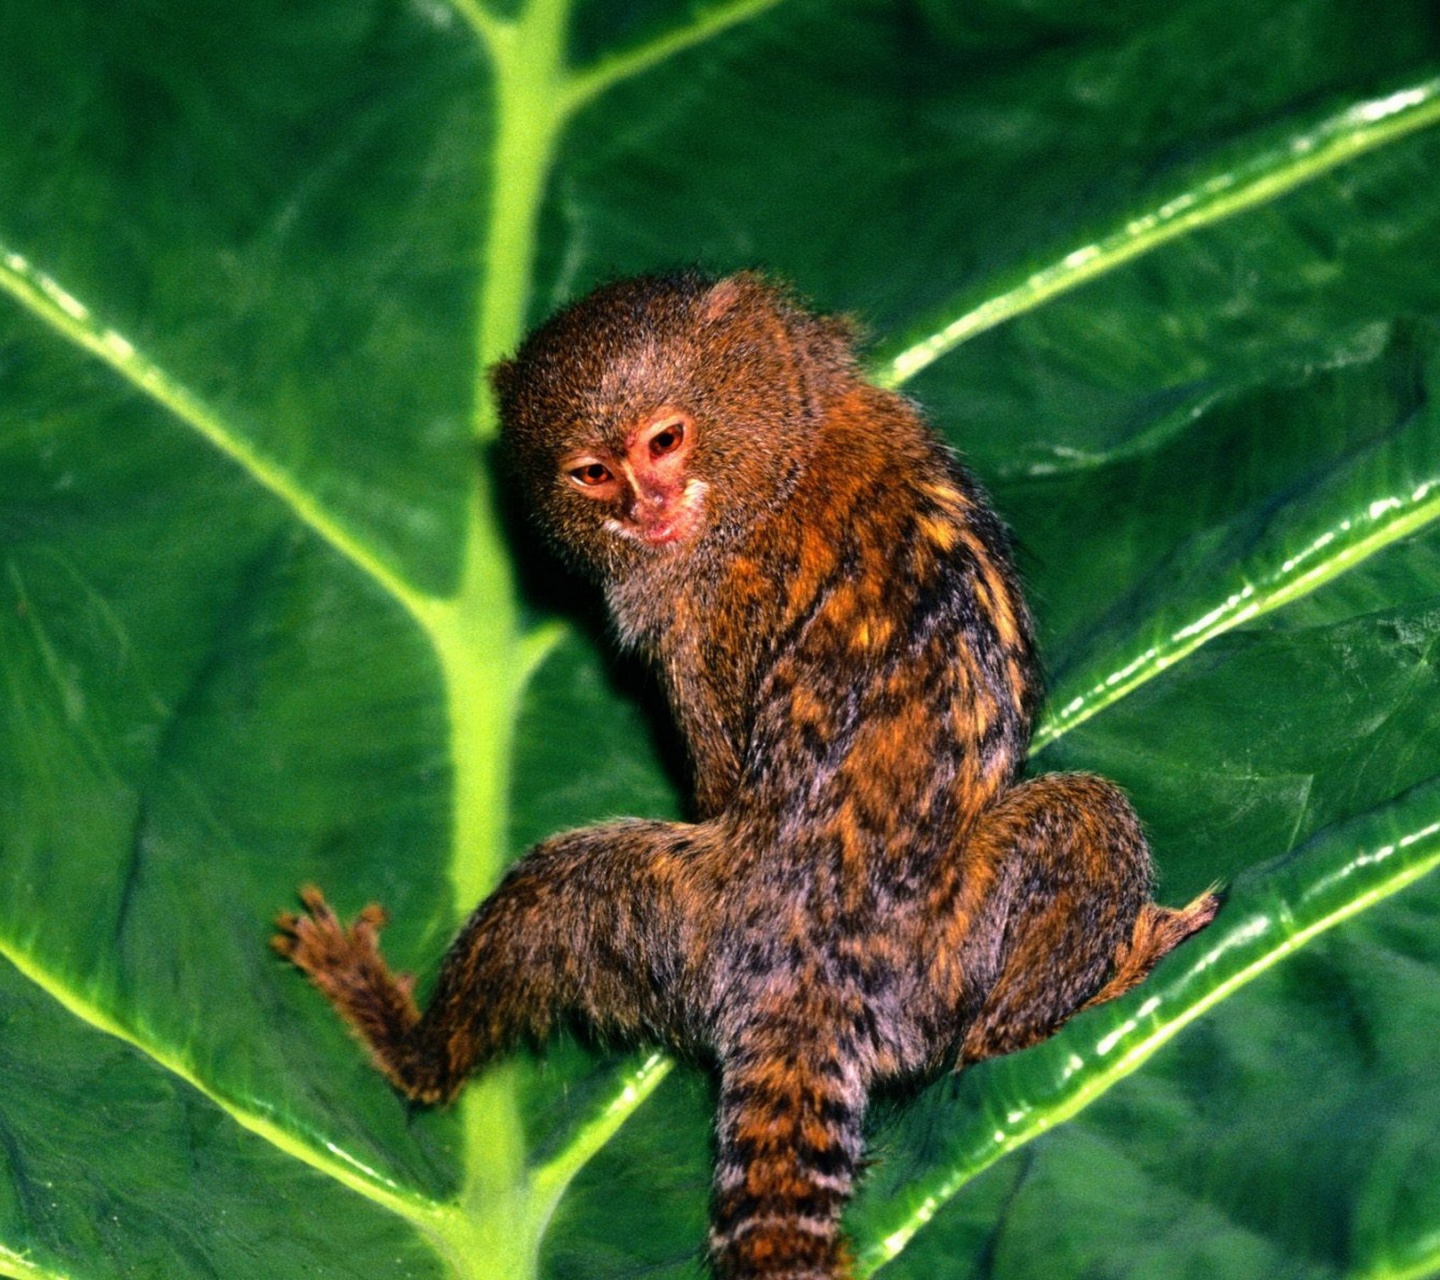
[559,408,710,548]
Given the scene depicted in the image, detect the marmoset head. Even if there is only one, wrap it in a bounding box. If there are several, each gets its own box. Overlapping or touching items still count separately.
[491,271,856,581]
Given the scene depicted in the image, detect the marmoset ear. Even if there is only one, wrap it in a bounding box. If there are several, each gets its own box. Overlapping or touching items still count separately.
[700,274,748,323]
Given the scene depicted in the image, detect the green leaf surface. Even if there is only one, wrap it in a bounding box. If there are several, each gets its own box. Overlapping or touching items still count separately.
[3,0,1440,1277]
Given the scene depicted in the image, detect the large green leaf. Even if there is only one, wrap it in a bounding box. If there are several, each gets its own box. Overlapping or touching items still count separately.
[3,1,1439,1276]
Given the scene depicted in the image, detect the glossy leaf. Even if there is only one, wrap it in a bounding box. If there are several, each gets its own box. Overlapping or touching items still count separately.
[3,1,1440,1278]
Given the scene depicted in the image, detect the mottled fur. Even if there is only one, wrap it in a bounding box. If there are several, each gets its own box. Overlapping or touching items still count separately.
[275,272,1218,1279]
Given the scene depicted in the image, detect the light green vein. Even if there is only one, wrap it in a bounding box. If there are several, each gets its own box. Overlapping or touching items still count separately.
[858,792,1440,1274]
[0,243,430,626]
[528,1052,674,1216]
[1365,1244,1440,1280]
[0,1244,67,1280]
[0,941,444,1226]
[873,75,1440,390]
[561,0,787,116]
[1033,426,1440,751]
[469,0,574,403]
[1365,1249,1440,1280]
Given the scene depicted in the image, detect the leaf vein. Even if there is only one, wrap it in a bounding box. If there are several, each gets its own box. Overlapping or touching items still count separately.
[0,244,433,628]
[872,74,1440,389]
[0,943,449,1227]
[562,0,789,115]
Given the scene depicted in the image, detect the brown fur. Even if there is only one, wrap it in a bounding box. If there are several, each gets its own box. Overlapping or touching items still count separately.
[275,272,1218,1278]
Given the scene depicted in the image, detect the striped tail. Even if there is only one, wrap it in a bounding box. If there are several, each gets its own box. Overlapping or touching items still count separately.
[710,1040,867,1279]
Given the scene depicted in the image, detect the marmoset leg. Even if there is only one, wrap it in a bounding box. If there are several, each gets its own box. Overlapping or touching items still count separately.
[954,774,1219,1065]
[274,819,703,1103]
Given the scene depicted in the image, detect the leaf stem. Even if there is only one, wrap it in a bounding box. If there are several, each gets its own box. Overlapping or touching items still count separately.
[471,0,573,427]
[429,0,602,1274]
